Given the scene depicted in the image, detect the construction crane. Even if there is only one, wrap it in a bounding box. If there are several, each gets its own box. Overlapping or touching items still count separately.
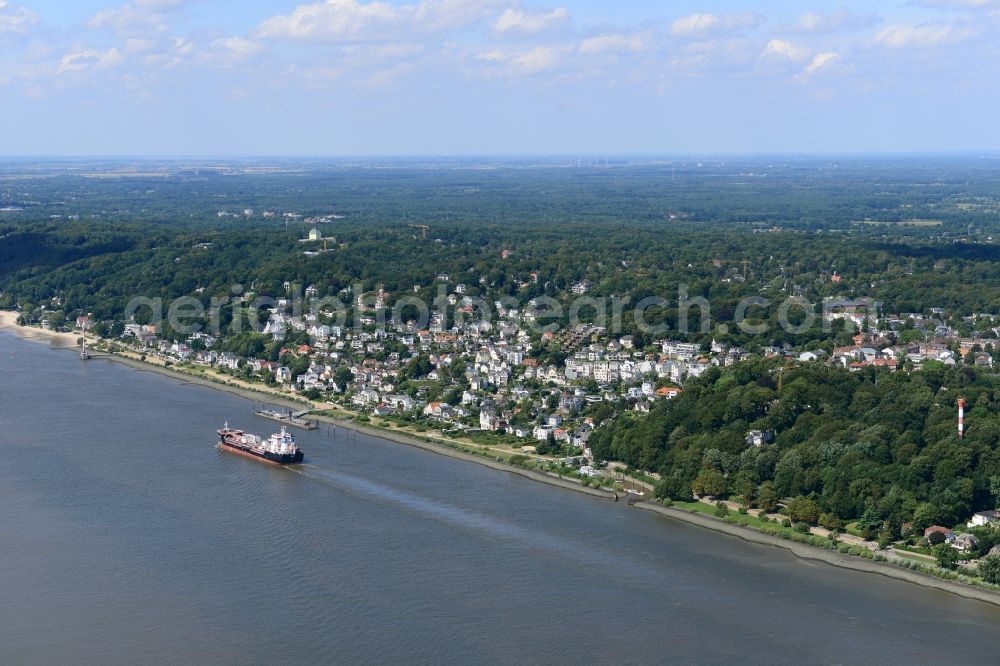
[409,224,429,239]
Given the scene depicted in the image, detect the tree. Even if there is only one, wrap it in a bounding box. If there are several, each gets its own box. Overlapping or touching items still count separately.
[733,476,756,507]
[978,553,1000,584]
[786,496,821,525]
[990,476,1000,505]
[912,503,942,531]
[857,505,883,542]
[654,476,690,501]
[692,468,727,498]
[933,543,958,570]
[443,388,462,406]
[403,354,432,379]
[927,530,946,546]
[334,365,354,387]
[537,432,557,456]
[287,355,310,381]
[756,481,779,512]
[820,512,845,533]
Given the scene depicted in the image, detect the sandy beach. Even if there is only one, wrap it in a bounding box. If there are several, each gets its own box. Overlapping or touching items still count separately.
[3,312,1000,606]
[0,311,81,347]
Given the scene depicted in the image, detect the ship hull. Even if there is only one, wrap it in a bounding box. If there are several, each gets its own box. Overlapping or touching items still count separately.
[217,439,304,465]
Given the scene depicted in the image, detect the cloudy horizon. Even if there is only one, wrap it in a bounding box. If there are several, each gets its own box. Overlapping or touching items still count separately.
[2,1,999,155]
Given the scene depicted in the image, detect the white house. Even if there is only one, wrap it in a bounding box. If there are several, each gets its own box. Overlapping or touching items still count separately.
[745,430,775,447]
[533,425,554,441]
[968,510,1000,528]
[479,409,501,431]
[218,352,240,371]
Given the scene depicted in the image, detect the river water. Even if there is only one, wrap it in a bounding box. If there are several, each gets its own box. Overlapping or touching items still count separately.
[1,330,999,664]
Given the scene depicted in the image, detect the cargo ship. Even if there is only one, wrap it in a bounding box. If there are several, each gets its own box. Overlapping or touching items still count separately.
[217,422,304,465]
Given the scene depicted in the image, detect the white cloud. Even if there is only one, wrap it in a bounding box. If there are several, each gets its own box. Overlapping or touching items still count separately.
[0,1,37,34]
[402,0,502,31]
[875,22,969,48]
[784,9,879,34]
[372,42,425,58]
[475,45,565,77]
[257,0,399,41]
[122,38,156,54]
[669,12,761,38]
[133,36,196,69]
[172,37,194,56]
[803,51,840,76]
[476,49,505,63]
[493,7,569,36]
[915,0,1000,8]
[58,48,124,74]
[364,61,415,88]
[134,0,185,8]
[287,64,343,88]
[669,13,718,37]
[666,36,761,75]
[257,0,503,41]
[509,46,560,74]
[760,39,809,63]
[211,37,263,60]
[579,32,651,56]
[87,0,186,37]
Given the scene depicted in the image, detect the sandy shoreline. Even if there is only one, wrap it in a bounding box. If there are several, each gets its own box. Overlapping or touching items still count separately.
[3,314,1000,606]
[0,310,81,347]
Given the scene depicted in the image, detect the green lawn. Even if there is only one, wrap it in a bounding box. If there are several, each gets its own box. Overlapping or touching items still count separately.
[667,500,864,555]
[842,521,864,538]
[893,550,934,563]
[670,500,773,531]
[894,544,933,557]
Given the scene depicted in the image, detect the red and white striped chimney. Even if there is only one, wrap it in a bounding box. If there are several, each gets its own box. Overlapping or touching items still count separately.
[958,398,966,439]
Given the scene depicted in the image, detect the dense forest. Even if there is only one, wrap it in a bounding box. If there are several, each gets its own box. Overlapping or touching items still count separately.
[590,360,1000,531]
[4,158,1000,347]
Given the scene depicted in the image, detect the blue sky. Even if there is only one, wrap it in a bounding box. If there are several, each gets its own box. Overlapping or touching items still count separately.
[1,0,998,155]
